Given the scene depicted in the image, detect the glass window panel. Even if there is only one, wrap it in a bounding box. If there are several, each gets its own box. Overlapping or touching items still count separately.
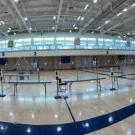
[44,38,54,41]
[65,37,75,41]
[15,43,22,47]
[98,38,104,47]
[104,38,114,49]
[104,39,113,42]
[24,38,31,42]
[34,38,43,45]
[80,38,87,40]
[88,38,96,41]
[34,38,43,41]
[56,37,64,40]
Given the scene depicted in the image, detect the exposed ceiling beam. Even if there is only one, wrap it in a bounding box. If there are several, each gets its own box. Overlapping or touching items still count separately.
[79,18,94,33]
[62,0,73,25]
[0,0,22,30]
[20,0,37,32]
[103,15,135,34]
[0,30,7,36]
[102,1,135,34]
[9,0,31,33]
[55,0,64,32]
[62,3,70,25]
[79,0,128,33]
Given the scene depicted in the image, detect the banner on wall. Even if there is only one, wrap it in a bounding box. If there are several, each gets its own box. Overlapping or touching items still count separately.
[8,40,14,48]
[74,38,80,45]
[126,41,131,47]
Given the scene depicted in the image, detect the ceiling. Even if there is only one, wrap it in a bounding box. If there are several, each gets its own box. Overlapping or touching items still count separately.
[0,0,135,37]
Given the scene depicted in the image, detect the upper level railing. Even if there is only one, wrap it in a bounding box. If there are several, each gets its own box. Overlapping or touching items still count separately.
[0,44,135,52]
[0,36,135,52]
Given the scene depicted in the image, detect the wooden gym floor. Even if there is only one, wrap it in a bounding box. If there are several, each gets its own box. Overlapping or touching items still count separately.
[0,66,135,134]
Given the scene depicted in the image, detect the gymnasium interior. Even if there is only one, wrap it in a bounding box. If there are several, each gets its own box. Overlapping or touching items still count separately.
[0,0,135,135]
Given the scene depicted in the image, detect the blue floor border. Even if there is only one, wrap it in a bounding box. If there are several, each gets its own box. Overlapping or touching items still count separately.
[0,103,135,135]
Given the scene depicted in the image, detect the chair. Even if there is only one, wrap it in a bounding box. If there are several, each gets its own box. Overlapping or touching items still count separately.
[57,77,68,93]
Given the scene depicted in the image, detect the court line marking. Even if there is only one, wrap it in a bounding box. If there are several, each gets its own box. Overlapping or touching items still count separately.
[64,97,76,123]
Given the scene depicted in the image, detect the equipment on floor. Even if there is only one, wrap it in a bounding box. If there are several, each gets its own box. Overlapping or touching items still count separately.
[110,67,116,91]
[0,68,6,97]
[64,77,105,93]
[16,57,31,80]
[30,57,40,80]
[55,71,68,99]
[8,80,53,96]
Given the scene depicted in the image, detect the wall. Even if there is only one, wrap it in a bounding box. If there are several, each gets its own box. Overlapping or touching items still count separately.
[1,55,134,71]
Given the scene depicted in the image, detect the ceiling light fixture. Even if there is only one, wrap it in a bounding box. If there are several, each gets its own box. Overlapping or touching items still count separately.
[77,16,80,20]
[52,26,55,30]
[7,30,10,33]
[91,31,94,34]
[93,0,98,4]
[105,20,110,24]
[131,3,135,7]
[97,26,101,29]
[74,26,78,29]
[14,0,19,3]
[1,21,5,25]
[80,17,84,21]
[8,28,11,30]
[123,8,128,12]
[84,4,89,10]
[29,27,32,31]
[24,17,28,21]
[117,12,122,17]
[118,36,121,38]
[53,16,56,20]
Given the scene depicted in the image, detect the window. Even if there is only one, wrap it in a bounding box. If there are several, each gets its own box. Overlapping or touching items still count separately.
[0,40,7,49]
[34,38,44,45]
[98,38,104,48]
[56,37,64,47]
[15,38,31,47]
[65,37,75,46]
[104,39,113,49]
[44,38,54,45]
[80,38,87,46]
[87,38,96,48]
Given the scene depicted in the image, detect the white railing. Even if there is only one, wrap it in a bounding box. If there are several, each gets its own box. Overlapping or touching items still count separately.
[0,44,135,52]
